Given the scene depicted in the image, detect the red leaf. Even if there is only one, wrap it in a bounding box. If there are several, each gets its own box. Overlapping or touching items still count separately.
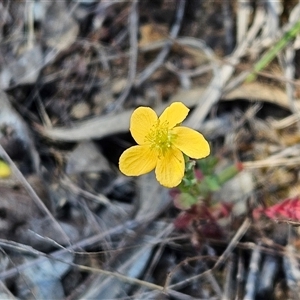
[174,212,195,229]
[254,197,300,221]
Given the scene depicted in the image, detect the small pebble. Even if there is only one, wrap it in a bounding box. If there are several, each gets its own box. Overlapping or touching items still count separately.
[70,102,90,119]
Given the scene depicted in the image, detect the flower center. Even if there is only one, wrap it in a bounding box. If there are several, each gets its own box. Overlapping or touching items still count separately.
[145,120,175,155]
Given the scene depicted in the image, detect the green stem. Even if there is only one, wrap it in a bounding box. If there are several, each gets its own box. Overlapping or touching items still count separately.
[246,20,300,82]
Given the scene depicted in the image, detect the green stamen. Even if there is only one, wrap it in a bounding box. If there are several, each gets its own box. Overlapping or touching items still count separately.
[145,120,176,155]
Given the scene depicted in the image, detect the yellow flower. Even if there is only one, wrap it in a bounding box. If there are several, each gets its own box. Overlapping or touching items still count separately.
[0,160,11,178]
[119,102,210,188]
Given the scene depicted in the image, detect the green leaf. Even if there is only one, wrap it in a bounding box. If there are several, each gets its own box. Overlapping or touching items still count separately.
[174,192,198,210]
[203,176,221,191]
[197,156,219,175]
[216,164,241,185]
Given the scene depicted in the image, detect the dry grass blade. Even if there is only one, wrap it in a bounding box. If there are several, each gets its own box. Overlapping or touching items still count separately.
[186,6,267,129]
[244,243,262,299]
[222,254,235,300]
[0,145,71,246]
[243,157,300,169]
[0,219,139,281]
[283,245,300,299]
[2,1,300,298]
[112,0,138,111]
[134,0,185,87]
[237,0,252,44]
[38,81,291,142]
[0,228,198,300]
[166,218,251,292]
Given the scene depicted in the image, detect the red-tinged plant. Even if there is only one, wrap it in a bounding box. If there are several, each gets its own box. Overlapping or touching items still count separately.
[174,204,213,229]
[173,157,244,210]
[253,197,300,221]
[174,202,233,239]
[172,157,242,247]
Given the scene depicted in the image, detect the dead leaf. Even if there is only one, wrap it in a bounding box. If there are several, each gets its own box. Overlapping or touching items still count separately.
[139,24,168,47]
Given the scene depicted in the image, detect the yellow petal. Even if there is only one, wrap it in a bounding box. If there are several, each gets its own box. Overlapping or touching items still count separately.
[130,107,158,145]
[119,145,157,176]
[0,161,11,178]
[155,148,184,188]
[159,102,189,129]
[172,126,210,159]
